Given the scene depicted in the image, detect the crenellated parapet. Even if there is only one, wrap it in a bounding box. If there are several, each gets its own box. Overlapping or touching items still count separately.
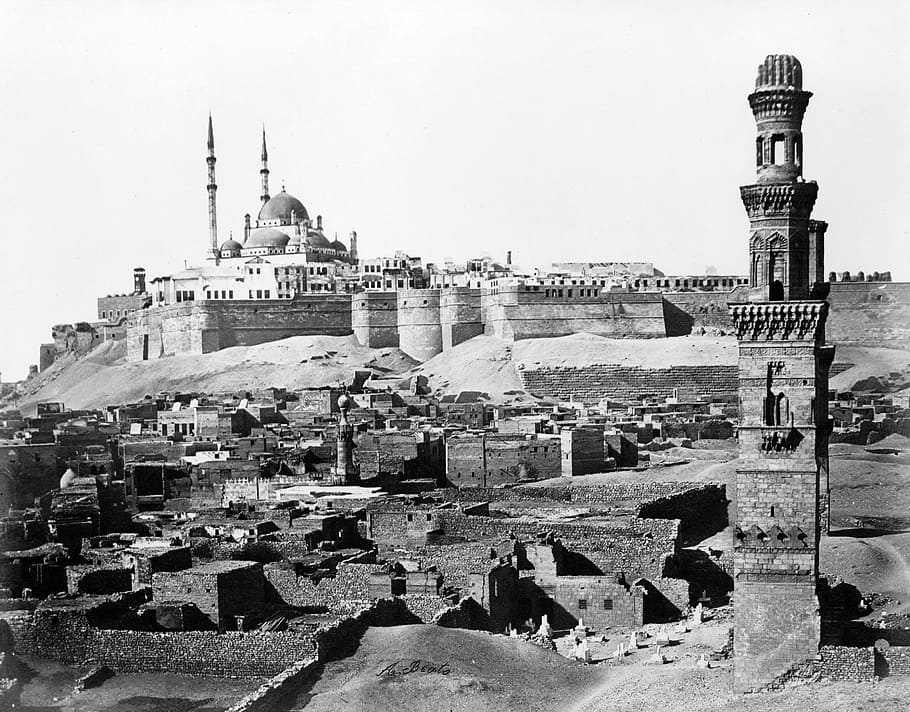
[729,301,827,342]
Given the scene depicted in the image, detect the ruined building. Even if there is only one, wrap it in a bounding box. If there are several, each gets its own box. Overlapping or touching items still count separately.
[729,54,834,692]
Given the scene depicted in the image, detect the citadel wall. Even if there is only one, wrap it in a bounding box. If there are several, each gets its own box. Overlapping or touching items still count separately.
[440,288,484,350]
[126,295,352,360]
[121,280,910,362]
[396,289,443,361]
[482,286,666,340]
[351,291,399,348]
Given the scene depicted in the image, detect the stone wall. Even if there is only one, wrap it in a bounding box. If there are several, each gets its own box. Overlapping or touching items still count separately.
[482,288,666,341]
[520,364,738,404]
[880,646,910,676]
[225,658,320,712]
[397,289,443,361]
[126,295,352,361]
[5,606,316,677]
[351,291,399,348]
[440,288,484,350]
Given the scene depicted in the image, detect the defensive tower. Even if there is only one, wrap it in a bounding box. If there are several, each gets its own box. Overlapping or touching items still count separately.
[730,54,834,692]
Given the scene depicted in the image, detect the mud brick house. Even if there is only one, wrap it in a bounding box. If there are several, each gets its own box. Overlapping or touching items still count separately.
[151,560,266,631]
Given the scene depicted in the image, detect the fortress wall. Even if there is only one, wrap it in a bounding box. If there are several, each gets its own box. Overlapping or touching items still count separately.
[126,296,352,361]
[520,364,738,404]
[351,291,399,348]
[482,289,666,341]
[440,288,483,351]
[826,282,910,345]
[662,282,910,345]
[397,289,443,361]
[662,291,736,335]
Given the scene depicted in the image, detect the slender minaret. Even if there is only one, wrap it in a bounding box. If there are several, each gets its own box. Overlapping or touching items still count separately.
[260,126,270,205]
[730,54,834,693]
[349,230,358,264]
[330,391,358,485]
[206,115,219,260]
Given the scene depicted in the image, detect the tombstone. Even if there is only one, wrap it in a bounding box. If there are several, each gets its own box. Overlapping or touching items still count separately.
[573,617,588,638]
[674,621,689,635]
[508,625,518,638]
[656,628,670,646]
[575,637,592,663]
[646,645,666,665]
[629,631,640,650]
[536,614,553,640]
[693,602,704,625]
[697,653,711,669]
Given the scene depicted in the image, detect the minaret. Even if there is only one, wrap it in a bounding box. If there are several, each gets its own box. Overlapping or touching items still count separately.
[206,115,219,261]
[260,126,270,205]
[730,55,834,693]
[349,230,358,264]
[742,55,825,302]
[330,391,358,485]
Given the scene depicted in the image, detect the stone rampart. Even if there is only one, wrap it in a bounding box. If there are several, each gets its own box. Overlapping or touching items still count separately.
[126,295,352,361]
[482,288,666,340]
[352,291,399,348]
[440,288,483,350]
[397,289,443,361]
[519,364,738,404]
[225,658,320,712]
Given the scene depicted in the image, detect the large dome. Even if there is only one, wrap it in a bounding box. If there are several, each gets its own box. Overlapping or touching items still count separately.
[258,190,309,224]
[245,227,290,248]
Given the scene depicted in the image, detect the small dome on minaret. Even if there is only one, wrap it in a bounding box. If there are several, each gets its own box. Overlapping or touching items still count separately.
[337,393,352,411]
[755,54,803,90]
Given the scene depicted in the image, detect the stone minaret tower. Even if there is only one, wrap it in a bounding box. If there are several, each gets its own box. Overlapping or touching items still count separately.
[730,54,835,693]
[206,115,219,260]
[260,126,270,206]
[743,55,827,302]
[330,392,358,485]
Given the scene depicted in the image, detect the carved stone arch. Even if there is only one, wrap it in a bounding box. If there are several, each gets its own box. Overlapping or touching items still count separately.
[767,231,788,250]
[750,232,763,251]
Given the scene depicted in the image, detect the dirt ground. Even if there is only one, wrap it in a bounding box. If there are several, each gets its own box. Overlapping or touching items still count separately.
[15,657,259,712]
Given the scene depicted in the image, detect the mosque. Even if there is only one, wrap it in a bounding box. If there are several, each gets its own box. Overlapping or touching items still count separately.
[148,117,359,306]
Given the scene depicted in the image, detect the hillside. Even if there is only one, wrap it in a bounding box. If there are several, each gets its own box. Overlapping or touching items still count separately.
[413,333,739,401]
[10,333,910,415]
[13,336,417,414]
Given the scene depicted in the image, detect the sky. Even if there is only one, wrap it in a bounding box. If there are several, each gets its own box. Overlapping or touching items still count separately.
[0,0,908,379]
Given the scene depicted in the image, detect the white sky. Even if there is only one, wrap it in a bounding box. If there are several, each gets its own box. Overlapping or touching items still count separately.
[1,1,908,379]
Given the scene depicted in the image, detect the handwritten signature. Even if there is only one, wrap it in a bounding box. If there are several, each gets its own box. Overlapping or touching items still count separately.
[377,660,452,677]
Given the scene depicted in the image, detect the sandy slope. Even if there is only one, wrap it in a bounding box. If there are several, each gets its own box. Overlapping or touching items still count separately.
[14,336,417,414]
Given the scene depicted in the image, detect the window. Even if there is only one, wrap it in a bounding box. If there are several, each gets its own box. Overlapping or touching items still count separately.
[406,513,413,522]
[229,291,234,299]
[426,514,432,521]
[264,290,270,299]
[578,598,587,610]
[256,290,263,299]
[603,598,613,610]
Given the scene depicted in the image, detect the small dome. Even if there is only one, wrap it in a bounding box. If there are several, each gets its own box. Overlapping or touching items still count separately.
[337,393,352,410]
[60,468,77,489]
[306,230,331,248]
[220,238,242,254]
[258,190,309,224]
[330,238,347,252]
[755,54,803,90]
[246,227,290,248]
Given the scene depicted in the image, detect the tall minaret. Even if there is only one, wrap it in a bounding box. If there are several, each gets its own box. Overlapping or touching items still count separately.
[330,391,358,485]
[741,55,825,302]
[730,55,834,693]
[260,126,270,206]
[206,115,219,260]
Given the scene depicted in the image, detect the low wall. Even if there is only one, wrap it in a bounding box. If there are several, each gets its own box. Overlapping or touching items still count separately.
[519,364,738,404]
[880,646,910,676]
[225,658,320,712]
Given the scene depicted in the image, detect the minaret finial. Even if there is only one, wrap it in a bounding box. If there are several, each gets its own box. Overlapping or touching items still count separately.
[260,125,270,205]
[207,113,215,154]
